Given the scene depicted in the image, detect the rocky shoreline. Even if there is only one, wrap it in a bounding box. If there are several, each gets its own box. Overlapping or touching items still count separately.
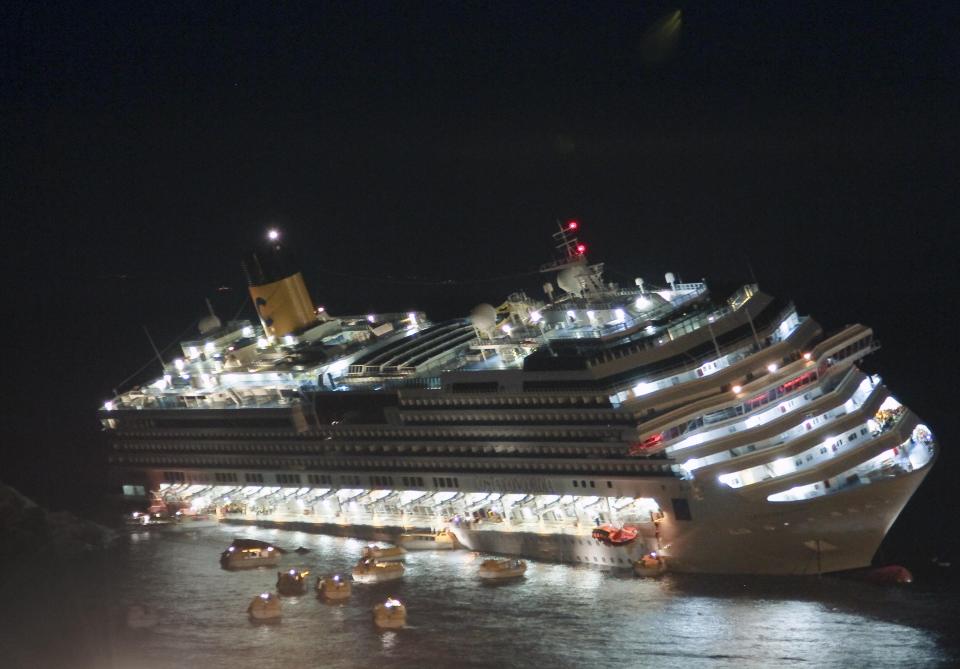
[0,483,116,560]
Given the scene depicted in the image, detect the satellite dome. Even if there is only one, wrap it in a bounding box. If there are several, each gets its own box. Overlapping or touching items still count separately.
[198,313,222,335]
[198,298,222,334]
[557,264,589,296]
[470,303,497,330]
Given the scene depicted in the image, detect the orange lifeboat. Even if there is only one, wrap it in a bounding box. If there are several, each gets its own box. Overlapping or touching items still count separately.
[591,524,639,546]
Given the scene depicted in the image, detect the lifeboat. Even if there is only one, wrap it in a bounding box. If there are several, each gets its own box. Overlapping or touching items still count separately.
[633,553,667,577]
[247,592,282,622]
[361,545,407,561]
[478,558,527,580]
[276,568,309,596]
[396,530,456,551]
[372,597,407,629]
[220,539,282,569]
[352,559,405,584]
[591,524,639,547]
[316,573,352,601]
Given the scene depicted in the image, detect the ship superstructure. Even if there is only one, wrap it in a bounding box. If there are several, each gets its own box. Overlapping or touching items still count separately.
[100,224,936,574]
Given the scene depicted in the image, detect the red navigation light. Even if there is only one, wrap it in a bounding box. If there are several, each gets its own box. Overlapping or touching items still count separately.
[567,220,579,231]
[575,243,587,255]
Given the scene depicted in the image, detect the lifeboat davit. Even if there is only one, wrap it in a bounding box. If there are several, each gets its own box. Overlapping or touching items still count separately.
[591,524,639,546]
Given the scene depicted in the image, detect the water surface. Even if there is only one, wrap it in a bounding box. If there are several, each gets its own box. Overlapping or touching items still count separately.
[1,525,957,668]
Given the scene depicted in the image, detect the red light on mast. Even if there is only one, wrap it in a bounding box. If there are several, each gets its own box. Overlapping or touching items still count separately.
[567,220,579,231]
[576,243,587,255]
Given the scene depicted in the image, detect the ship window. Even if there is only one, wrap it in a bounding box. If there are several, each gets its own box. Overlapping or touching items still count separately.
[454,478,459,487]
[848,433,857,440]
[581,480,586,488]
[607,481,612,488]
[589,481,595,488]
[573,481,578,487]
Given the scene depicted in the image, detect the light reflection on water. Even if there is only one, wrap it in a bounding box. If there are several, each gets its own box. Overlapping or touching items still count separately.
[0,525,957,669]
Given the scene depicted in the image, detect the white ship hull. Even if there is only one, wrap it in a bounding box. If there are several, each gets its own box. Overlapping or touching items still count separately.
[452,464,931,575]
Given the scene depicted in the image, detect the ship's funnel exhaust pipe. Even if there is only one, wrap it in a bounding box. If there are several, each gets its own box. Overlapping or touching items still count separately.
[243,230,316,338]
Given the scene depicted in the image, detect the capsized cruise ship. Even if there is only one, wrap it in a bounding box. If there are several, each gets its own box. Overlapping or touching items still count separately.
[100,224,936,574]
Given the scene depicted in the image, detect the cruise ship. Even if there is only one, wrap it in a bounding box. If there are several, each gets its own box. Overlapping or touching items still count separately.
[100,223,936,574]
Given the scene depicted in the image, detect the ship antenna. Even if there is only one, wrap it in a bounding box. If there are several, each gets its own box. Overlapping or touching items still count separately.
[143,325,166,372]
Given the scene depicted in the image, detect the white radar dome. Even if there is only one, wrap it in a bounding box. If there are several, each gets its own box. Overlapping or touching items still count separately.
[198,314,222,335]
[557,264,589,296]
[470,303,497,330]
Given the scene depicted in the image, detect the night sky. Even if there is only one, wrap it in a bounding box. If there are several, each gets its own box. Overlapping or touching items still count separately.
[2,3,957,565]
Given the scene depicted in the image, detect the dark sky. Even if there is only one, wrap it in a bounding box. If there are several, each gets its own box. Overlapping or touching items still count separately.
[2,2,958,561]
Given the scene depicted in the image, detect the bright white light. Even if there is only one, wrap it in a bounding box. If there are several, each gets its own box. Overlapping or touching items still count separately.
[635,296,651,310]
[803,352,812,361]
[771,458,793,476]
[633,382,657,396]
[732,384,743,394]
[103,400,115,411]
[367,314,375,323]
[407,312,418,327]
[267,229,279,241]
[204,341,215,354]
[257,337,269,349]
[174,358,185,371]
[566,310,576,319]
[317,306,325,313]
[187,346,199,359]
[767,363,778,373]
[284,335,296,346]
[614,308,626,322]
[586,310,596,321]
[241,325,254,338]
[501,323,512,335]
[530,311,542,323]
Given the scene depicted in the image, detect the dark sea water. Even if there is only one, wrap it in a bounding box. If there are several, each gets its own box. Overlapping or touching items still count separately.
[2,525,958,669]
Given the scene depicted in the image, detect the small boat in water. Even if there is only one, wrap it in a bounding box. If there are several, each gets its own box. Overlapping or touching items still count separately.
[125,511,175,529]
[361,545,407,561]
[220,539,281,569]
[277,568,310,595]
[247,592,282,622]
[373,597,407,629]
[352,559,405,584]
[316,574,352,601]
[171,511,219,528]
[592,524,639,547]
[478,558,527,580]
[397,530,456,551]
[633,553,667,577]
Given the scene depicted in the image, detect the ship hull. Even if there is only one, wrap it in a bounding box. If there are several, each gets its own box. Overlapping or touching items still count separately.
[452,463,931,575]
